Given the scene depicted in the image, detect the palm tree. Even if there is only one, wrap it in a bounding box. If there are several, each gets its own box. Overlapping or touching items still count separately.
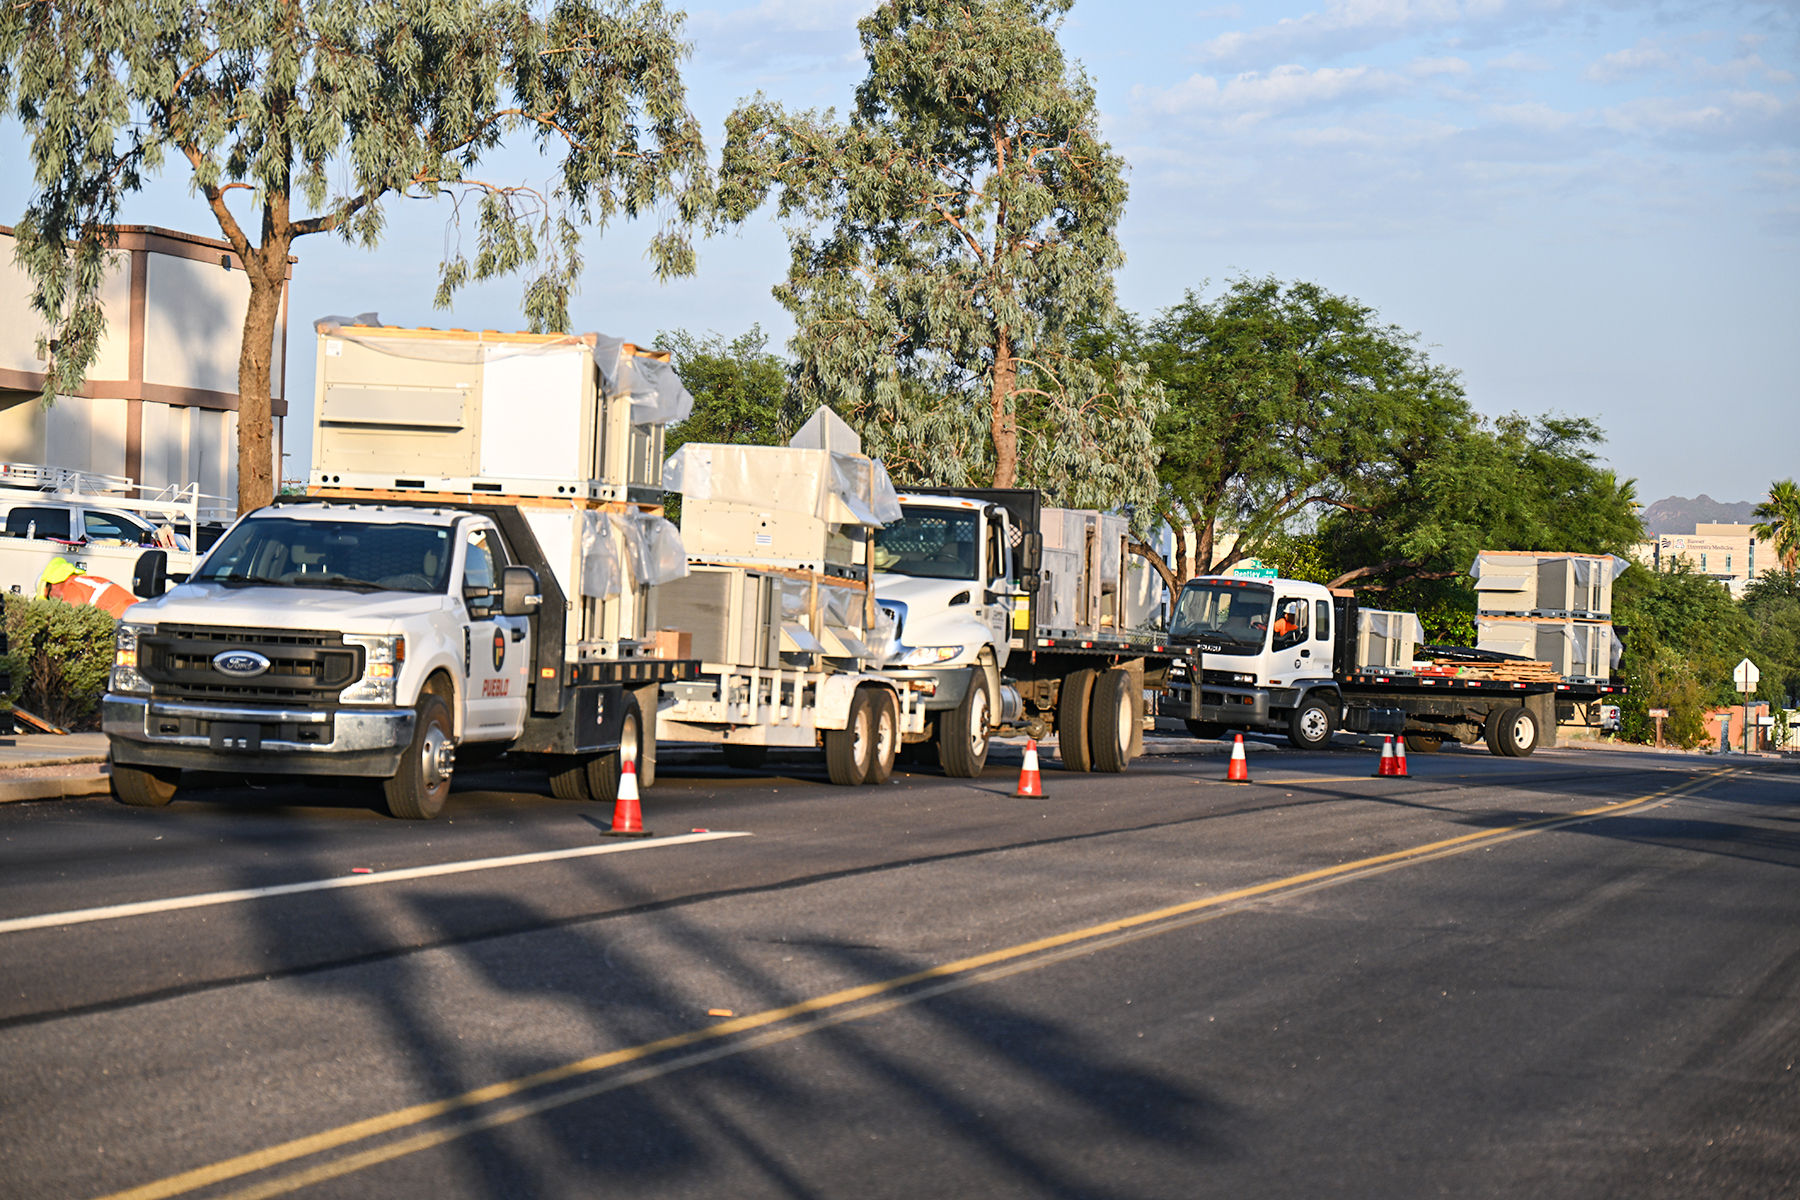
[1752,478,1800,573]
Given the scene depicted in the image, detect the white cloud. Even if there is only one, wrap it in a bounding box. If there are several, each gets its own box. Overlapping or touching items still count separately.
[1192,0,1541,67]
[1480,101,1580,131]
[1584,40,1678,85]
[1692,41,1796,86]
[1139,63,1408,122]
[687,0,872,74]
[1602,90,1788,143]
[1485,51,1550,73]
[1409,56,1472,76]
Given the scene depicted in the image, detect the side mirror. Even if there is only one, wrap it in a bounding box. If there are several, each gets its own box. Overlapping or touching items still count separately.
[1020,532,1042,573]
[1020,573,1041,594]
[501,565,543,617]
[132,549,169,598]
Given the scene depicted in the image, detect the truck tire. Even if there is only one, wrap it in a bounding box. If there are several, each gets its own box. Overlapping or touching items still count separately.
[826,689,876,785]
[1485,706,1538,757]
[863,690,899,785]
[1057,668,1097,773]
[1287,696,1336,750]
[938,670,991,778]
[722,744,767,770]
[1090,668,1135,773]
[1404,732,1445,754]
[113,764,179,808]
[586,698,644,803]
[1184,720,1227,740]
[549,756,592,800]
[385,694,455,820]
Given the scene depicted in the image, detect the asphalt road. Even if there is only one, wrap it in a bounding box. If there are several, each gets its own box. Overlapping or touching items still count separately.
[0,738,1795,1199]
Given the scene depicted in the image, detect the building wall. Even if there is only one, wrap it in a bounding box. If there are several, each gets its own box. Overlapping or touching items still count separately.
[1655,523,1775,595]
[0,224,289,507]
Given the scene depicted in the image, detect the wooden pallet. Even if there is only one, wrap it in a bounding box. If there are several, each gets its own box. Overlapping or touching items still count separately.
[1429,658,1562,683]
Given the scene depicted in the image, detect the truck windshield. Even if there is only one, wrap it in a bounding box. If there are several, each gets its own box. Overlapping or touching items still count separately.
[1170,583,1273,651]
[196,518,454,593]
[873,508,980,581]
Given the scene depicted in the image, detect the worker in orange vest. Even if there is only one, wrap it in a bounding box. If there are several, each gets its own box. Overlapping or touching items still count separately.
[38,557,140,619]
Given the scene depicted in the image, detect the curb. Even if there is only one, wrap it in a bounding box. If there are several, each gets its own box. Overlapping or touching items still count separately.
[0,774,113,804]
[0,755,110,770]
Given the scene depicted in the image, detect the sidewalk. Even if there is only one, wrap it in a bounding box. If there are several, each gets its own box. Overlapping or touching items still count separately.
[0,732,112,804]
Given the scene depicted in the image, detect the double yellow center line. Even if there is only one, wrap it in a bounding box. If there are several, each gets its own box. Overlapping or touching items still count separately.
[98,767,1731,1200]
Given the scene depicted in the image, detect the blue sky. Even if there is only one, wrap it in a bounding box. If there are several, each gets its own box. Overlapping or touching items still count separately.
[3,0,1795,504]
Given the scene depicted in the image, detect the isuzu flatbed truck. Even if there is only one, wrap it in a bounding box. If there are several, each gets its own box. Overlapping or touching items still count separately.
[1157,575,1626,756]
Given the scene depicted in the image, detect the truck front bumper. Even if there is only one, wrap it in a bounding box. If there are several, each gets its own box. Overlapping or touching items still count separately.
[104,695,415,777]
[874,666,976,712]
[1159,683,1283,729]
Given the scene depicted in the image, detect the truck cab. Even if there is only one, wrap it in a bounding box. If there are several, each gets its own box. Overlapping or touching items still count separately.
[105,502,541,818]
[874,495,1016,673]
[1163,575,1345,748]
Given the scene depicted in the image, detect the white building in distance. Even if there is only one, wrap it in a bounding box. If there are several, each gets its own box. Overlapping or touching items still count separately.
[0,224,291,509]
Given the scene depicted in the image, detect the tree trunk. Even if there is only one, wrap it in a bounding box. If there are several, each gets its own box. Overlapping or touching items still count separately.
[235,240,288,514]
[1160,511,1189,583]
[990,329,1018,489]
[1129,538,1179,597]
[1190,503,1214,574]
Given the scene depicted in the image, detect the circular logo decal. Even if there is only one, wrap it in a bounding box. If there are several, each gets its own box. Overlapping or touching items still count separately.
[213,650,271,678]
[492,629,506,672]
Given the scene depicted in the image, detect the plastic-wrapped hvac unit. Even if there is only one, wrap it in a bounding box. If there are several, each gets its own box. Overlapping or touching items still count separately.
[515,504,689,661]
[1470,550,1623,618]
[664,409,901,575]
[311,324,690,501]
[1477,617,1617,680]
[1534,556,1614,618]
[1471,552,1538,614]
[1356,609,1425,671]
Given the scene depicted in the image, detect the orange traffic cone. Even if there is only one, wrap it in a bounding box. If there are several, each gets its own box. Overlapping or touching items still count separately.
[1391,736,1410,778]
[1016,738,1044,797]
[1373,736,1396,777]
[1224,734,1251,783]
[608,757,652,837]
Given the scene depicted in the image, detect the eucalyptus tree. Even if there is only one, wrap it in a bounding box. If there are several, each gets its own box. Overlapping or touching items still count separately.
[716,0,1161,518]
[1,0,712,511]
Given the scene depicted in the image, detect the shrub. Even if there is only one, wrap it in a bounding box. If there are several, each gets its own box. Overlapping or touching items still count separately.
[3,596,117,729]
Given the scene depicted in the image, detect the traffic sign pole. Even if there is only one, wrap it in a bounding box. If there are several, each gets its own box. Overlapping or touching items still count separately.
[1733,658,1760,755]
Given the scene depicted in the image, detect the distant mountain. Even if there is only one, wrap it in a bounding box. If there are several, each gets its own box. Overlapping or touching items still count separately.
[1642,494,1759,536]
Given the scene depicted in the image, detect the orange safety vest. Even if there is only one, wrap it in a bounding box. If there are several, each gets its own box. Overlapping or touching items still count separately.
[48,575,140,618]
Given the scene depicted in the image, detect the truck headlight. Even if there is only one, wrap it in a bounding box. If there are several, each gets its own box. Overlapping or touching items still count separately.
[110,622,155,695]
[893,644,964,667]
[340,635,406,705]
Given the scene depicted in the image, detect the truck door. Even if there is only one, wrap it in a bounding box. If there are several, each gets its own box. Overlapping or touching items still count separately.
[1313,598,1334,674]
[460,526,529,739]
[1272,595,1313,673]
[983,511,1014,664]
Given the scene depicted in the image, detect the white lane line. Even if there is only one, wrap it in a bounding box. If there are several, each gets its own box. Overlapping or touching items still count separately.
[0,831,752,936]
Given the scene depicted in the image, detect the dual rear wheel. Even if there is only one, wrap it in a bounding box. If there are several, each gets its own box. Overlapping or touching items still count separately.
[549,697,644,804]
[1057,667,1135,774]
[826,687,899,785]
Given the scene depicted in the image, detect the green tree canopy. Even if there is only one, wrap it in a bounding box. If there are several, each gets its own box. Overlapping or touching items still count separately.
[1319,413,1646,601]
[1123,277,1471,580]
[2,0,712,511]
[657,325,797,453]
[716,0,1162,520]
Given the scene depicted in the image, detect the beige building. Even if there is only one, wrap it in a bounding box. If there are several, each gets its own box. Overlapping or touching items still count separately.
[0,224,290,510]
[1651,523,1776,596]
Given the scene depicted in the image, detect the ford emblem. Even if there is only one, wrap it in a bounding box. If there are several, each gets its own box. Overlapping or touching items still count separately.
[213,650,271,678]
